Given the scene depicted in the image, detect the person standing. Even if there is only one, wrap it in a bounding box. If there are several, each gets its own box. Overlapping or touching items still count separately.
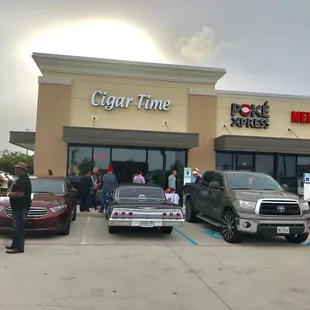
[6,162,32,254]
[133,171,145,184]
[79,171,92,213]
[99,167,116,213]
[91,167,100,210]
[193,168,202,183]
[168,169,177,193]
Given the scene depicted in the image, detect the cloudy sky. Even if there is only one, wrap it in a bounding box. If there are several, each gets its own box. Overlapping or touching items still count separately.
[1,0,310,151]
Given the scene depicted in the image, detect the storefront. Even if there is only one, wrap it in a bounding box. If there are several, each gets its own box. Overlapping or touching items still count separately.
[9,53,310,194]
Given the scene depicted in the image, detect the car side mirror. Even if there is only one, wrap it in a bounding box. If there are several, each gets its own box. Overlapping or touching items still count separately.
[209,181,221,189]
[70,188,77,195]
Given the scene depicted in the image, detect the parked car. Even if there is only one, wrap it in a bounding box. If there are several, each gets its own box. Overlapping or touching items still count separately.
[0,176,77,235]
[106,184,185,234]
[184,170,310,244]
[0,171,9,192]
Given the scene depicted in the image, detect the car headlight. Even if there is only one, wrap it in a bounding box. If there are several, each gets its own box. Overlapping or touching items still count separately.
[0,205,4,212]
[299,199,309,211]
[50,205,66,213]
[237,200,256,209]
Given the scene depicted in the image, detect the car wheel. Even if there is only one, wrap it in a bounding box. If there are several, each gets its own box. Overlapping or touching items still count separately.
[60,220,71,236]
[285,232,309,244]
[221,210,241,243]
[160,227,173,234]
[72,206,77,222]
[108,226,118,234]
[185,198,197,223]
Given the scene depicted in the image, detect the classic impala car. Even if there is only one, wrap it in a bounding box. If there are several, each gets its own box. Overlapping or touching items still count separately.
[0,176,77,235]
[106,184,185,234]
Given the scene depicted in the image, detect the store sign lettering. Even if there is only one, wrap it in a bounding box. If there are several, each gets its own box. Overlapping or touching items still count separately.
[230,101,270,129]
[91,91,171,111]
[291,111,310,124]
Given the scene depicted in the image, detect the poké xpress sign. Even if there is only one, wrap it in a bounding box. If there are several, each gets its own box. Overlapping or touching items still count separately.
[230,101,270,129]
[91,91,170,111]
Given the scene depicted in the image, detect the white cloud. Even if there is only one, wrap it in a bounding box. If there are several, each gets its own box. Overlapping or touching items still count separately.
[179,26,232,64]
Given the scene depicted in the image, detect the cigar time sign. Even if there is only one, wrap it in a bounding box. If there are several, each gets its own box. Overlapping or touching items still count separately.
[91,91,171,111]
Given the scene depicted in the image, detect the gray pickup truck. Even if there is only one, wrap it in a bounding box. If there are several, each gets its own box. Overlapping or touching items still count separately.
[184,170,310,244]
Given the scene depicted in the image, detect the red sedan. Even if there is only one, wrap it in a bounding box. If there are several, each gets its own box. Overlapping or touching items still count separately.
[0,176,77,235]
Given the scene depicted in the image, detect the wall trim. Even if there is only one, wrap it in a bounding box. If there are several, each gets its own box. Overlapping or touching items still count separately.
[32,53,227,84]
[189,88,218,96]
[218,90,310,101]
[38,76,72,85]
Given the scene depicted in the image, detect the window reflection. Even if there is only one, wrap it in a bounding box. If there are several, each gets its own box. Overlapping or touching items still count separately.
[236,154,254,171]
[297,156,310,196]
[216,152,234,170]
[278,155,297,194]
[255,154,274,177]
[93,148,110,174]
[68,146,92,176]
[111,148,146,162]
[147,150,164,187]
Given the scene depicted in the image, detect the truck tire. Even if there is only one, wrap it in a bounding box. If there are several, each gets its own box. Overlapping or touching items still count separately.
[160,227,173,234]
[285,232,309,244]
[221,210,242,243]
[185,198,198,223]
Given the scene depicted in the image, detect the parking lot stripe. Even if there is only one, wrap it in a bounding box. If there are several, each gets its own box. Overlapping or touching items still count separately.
[81,217,91,244]
[173,227,199,246]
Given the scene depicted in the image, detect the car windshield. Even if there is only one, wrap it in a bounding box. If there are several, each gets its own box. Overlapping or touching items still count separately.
[226,173,284,191]
[117,187,165,201]
[31,178,65,194]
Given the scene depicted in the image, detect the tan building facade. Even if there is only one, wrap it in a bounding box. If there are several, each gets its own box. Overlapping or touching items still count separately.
[10,53,310,194]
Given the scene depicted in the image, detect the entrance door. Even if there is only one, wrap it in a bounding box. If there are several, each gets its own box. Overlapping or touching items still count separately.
[111,161,148,184]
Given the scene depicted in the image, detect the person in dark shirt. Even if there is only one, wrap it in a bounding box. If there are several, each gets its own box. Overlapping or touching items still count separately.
[6,162,32,254]
[79,171,93,212]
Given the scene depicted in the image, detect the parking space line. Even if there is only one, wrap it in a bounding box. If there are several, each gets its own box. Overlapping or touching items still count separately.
[173,227,199,246]
[81,217,91,244]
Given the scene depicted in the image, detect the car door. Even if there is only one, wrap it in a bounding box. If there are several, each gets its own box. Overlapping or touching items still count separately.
[208,173,225,221]
[65,179,76,218]
[195,172,214,216]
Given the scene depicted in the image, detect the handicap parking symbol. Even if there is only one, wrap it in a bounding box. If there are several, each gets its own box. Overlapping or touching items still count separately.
[203,229,223,239]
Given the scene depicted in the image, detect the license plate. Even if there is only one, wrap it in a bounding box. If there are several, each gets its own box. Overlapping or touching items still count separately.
[140,221,154,228]
[277,226,290,234]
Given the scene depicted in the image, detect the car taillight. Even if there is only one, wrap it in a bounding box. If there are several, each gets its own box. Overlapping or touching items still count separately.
[121,212,126,216]
[169,212,173,216]
[114,212,119,216]
[163,212,167,216]
[128,212,133,216]
[176,213,181,216]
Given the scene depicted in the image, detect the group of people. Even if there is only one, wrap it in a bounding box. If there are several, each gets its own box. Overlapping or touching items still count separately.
[79,167,117,213]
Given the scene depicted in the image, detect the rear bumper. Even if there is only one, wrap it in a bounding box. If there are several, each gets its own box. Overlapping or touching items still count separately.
[109,219,185,227]
[237,217,310,235]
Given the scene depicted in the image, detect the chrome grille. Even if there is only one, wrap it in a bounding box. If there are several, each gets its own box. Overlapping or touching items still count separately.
[6,207,48,219]
[257,199,301,216]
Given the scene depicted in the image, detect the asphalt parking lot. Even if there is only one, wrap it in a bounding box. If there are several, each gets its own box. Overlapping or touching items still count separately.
[0,213,310,310]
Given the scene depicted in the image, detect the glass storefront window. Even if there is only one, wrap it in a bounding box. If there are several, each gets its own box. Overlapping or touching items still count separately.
[111,148,146,162]
[147,150,164,187]
[297,156,310,196]
[236,153,254,171]
[67,146,93,176]
[164,150,186,192]
[278,155,297,194]
[93,148,111,174]
[216,152,234,170]
[255,154,274,177]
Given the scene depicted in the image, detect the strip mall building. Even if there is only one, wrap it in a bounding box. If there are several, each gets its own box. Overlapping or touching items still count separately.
[10,53,310,195]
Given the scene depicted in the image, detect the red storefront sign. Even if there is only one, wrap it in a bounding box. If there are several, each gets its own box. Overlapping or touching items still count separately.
[291,111,310,123]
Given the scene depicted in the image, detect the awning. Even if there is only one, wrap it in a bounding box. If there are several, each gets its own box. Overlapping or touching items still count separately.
[63,126,199,149]
[9,131,35,151]
[214,135,310,154]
